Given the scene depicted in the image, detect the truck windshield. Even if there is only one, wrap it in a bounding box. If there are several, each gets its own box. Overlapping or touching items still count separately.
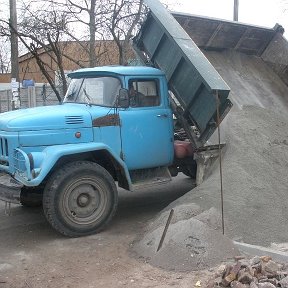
[64,77,121,107]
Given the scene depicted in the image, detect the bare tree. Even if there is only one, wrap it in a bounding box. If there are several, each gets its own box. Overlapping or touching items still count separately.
[52,0,110,67]
[0,38,11,73]
[18,1,72,99]
[0,0,147,102]
[0,1,68,100]
[57,0,147,65]
[107,0,146,65]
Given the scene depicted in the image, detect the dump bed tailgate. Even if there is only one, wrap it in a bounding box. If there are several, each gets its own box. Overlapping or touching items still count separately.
[133,0,232,147]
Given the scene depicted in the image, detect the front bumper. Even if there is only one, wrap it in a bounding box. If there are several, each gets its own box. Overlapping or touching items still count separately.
[0,173,23,204]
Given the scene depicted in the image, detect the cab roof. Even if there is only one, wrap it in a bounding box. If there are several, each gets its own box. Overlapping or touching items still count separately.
[68,65,165,78]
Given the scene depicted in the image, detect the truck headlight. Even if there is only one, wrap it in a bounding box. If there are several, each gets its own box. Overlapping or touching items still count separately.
[27,152,44,178]
[14,149,44,180]
[14,149,31,180]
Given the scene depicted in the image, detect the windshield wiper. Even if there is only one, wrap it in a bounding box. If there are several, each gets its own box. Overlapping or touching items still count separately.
[83,88,92,106]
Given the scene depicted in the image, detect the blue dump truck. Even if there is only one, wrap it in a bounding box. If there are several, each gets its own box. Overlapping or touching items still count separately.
[0,0,231,236]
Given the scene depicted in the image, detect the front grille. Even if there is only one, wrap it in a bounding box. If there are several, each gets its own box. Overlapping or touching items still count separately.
[65,116,84,125]
[0,137,9,157]
[13,149,27,178]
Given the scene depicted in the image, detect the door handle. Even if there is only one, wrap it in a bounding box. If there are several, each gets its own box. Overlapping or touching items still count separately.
[157,114,168,118]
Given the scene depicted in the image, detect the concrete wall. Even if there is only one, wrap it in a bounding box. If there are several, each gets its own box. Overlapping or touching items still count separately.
[0,85,61,113]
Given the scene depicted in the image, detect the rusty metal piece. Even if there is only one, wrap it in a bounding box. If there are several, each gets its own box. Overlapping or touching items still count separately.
[92,114,120,127]
[157,209,174,252]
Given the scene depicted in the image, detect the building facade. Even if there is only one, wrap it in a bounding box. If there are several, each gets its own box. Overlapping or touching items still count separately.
[0,40,135,85]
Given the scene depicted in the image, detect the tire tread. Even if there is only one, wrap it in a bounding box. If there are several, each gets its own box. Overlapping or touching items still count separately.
[43,161,118,237]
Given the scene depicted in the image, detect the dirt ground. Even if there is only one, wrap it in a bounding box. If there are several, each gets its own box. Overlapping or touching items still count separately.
[0,175,216,288]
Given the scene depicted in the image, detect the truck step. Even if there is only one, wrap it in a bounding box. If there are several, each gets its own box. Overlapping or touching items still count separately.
[130,167,172,190]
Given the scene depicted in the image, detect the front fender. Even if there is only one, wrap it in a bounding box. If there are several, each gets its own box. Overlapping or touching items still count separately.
[14,143,131,187]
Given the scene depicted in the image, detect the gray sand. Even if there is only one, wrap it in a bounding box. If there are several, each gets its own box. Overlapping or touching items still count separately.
[133,217,238,272]
[169,106,288,246]
[204,50,288,115]
[132,203,238,272]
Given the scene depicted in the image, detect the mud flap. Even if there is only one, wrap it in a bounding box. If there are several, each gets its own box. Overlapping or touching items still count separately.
[194,144,225,185]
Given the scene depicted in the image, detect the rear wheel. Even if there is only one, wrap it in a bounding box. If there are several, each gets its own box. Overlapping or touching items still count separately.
[43,161,118,237]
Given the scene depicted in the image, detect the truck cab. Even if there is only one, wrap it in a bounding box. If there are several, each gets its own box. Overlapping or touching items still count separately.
[66,66,174,172]
[0,66,179,236]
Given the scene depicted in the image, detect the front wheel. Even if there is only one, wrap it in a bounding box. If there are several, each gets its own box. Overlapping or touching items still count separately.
[43,161,118,237]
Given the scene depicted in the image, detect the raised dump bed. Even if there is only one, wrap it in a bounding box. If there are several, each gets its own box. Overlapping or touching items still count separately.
[133,0,232,148]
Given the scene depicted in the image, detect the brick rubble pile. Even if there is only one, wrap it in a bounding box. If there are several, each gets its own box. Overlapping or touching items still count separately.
[207,256,288,288]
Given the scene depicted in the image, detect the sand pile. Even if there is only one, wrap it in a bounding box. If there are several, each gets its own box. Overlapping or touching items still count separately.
[169,105,288,246]
[132,204,238,272]
[132,208,238,272]
[133,105,288,271]
[173,106,288,245]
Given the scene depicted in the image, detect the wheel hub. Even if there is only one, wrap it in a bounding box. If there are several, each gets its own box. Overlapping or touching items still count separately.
[67,184,100,218]
[77,194,89,207]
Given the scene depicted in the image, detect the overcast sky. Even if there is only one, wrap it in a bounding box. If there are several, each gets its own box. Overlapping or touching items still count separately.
[163,0,288,37]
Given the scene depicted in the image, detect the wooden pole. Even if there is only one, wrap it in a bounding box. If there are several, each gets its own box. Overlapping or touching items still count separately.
[216,91,225,235]
[9,0,19,82]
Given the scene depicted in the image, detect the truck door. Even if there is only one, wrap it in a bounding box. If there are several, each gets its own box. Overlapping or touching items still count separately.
[119,78,174,170]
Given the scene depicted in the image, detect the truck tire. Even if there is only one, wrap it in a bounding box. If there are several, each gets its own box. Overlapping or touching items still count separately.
[20,187,43,207]
[43,161,118,237]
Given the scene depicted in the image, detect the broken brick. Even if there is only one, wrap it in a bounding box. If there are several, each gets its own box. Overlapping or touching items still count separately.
[222,262,242,287]
[238,270,253,284]
[258,283,276,288]
[264,260,281,276]
[230,280,249,288]
[280,276,288,288]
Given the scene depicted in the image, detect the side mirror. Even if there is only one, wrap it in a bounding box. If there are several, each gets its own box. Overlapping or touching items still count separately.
[118,88,129,108]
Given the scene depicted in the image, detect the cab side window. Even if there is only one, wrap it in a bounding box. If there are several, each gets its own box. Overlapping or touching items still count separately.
[128,80,160,107]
